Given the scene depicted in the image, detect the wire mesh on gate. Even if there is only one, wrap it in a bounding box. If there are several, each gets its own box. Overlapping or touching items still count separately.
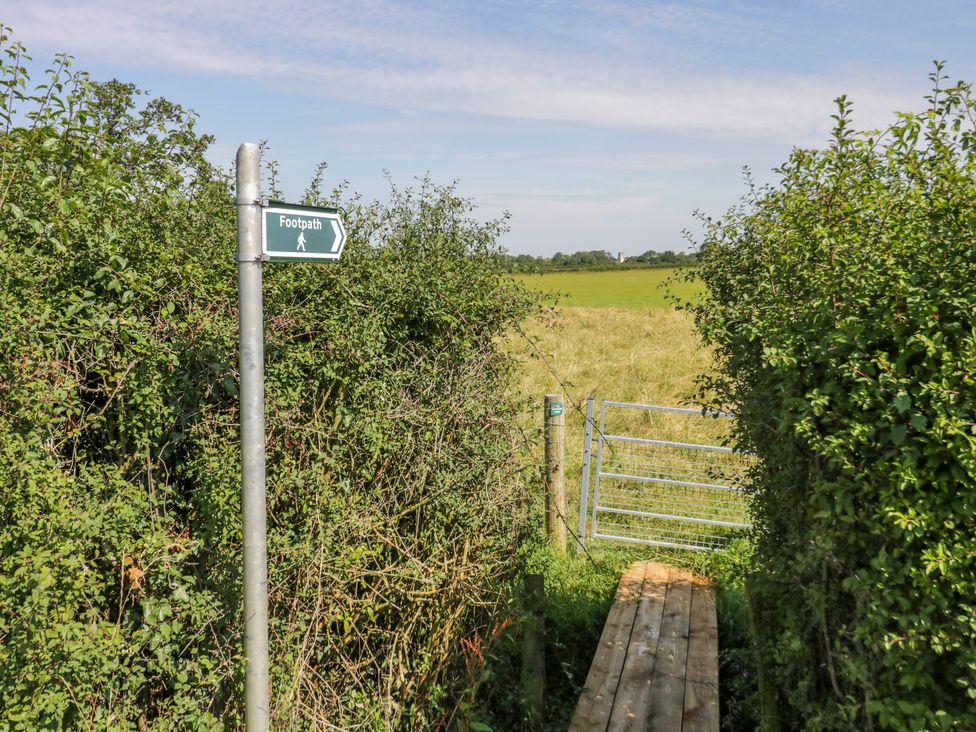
[579,400,754,552]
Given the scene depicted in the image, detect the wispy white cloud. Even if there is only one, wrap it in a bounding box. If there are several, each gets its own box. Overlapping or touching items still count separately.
[8,0,955,255]
[581,0,785,48]
[7,0,925,141]
[454,149,733,173]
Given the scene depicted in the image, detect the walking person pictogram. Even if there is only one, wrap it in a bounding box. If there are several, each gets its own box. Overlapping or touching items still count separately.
[296,230,306,251]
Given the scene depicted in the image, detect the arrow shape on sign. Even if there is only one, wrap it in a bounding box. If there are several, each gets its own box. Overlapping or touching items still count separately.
[330,221,342,252]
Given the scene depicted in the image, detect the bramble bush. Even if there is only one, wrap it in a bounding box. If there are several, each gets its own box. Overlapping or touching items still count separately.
[0,27,536,728]
[687,65,976,729]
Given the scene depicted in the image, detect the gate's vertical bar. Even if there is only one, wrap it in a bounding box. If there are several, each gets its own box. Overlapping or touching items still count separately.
[237,142,270,731]
[591,401,607,539]
[544,394,567,553]
[576,396,595,553]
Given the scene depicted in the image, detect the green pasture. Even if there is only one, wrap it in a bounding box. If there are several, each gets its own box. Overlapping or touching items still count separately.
[513,267,700,309]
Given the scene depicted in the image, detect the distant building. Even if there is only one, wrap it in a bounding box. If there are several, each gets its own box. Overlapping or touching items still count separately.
[617,251,626,264]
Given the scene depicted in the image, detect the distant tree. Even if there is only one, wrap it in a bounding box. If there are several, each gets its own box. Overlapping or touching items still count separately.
[557,250,613,268]
[632,249,696,266]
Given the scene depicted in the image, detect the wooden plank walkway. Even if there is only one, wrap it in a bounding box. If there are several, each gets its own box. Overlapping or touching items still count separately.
[568,562,719,732]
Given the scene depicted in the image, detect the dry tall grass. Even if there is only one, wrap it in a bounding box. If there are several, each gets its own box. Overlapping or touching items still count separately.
[512,306,709,405]
[506,306,726,537]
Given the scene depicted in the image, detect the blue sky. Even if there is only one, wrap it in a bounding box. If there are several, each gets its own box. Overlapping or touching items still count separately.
[6,1,976,256]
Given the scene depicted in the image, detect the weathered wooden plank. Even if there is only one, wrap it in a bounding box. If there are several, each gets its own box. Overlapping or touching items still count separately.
[606,563,671,731]
[682,581,719,732]
[682,681,720,732]
[684,580,718,685]
[569,562,647,731]
[646,567,694,731]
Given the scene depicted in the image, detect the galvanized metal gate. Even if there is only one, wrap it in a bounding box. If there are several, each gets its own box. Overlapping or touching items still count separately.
[577,399,753,552]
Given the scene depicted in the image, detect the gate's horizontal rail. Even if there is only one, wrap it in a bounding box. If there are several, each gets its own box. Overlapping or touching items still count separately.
[602,433,739,454]
[597,518,741,551]
[601,401,734,418]
[599,471,745,492]
[591,532,721,553]
[594,505,750,529]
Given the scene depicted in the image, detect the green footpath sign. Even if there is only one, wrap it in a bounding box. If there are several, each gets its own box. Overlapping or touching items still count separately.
[262,201,346,262]
[548,402,563,417]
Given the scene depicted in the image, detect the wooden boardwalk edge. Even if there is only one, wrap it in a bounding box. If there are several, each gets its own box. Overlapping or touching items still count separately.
[606,563,670,728]
[683,583,720,731]
[570,563,647,727]
[568,561,720,732]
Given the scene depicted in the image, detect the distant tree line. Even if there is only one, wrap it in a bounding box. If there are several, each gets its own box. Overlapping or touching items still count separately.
[629,249,696,266]
[496,248,696,273]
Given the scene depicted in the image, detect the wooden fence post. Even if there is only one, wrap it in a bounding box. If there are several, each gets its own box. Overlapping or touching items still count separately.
[522,573,545,728]
[544,393,567,553]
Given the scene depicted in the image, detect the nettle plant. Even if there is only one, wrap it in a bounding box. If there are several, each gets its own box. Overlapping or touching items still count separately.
[0,27,537,729]
[686,65,976,730]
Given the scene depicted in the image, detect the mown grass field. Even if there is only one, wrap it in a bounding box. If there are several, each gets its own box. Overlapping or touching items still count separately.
[513,267,701,309]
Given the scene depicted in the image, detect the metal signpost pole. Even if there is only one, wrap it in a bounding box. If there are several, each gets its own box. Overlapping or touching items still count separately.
[236,143,270,731]
[235,143,345,729]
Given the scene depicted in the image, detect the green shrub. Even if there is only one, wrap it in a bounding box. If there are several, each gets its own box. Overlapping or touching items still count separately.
[0,28,536,728]
[687,65,976,729]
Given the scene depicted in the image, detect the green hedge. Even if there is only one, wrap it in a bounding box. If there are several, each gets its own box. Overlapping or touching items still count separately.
[688,66,976,729]
[0,29,535,728]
